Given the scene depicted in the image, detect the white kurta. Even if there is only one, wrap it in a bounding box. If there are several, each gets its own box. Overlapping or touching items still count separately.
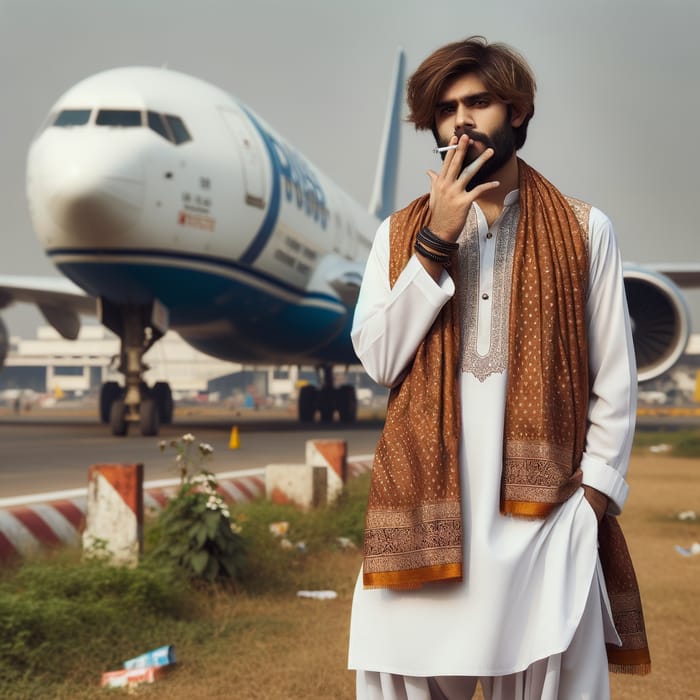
[347,189,637,677]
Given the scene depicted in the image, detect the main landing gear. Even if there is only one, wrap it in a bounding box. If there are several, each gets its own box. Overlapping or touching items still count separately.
[97,300,173,437]
[297,364,358,424]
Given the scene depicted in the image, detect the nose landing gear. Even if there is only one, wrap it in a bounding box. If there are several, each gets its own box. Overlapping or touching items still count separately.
[97,299,173,437]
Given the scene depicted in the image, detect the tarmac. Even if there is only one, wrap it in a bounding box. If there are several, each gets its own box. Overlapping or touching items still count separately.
[0,403,380,560]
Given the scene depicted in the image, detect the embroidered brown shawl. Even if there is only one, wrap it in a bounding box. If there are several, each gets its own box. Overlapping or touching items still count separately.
[362,160,650,674]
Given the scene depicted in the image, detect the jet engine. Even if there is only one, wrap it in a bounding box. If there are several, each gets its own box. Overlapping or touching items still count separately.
[623,265,691,382]
[0,316,8,370]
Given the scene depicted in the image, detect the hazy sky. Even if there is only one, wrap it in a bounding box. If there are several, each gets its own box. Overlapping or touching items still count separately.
[1,0,698,336]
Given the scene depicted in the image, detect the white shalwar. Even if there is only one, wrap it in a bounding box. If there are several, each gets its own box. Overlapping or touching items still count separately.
[348,190,636,688]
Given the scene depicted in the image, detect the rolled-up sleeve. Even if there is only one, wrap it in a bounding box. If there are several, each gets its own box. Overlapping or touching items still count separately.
[351,217,454,387]
[581,208,637,515]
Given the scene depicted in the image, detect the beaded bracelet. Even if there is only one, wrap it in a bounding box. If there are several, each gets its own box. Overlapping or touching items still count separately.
[414,240,452,266]
[417,226,459,254]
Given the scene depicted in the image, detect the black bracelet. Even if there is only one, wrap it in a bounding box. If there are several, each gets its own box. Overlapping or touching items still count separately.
[417,226,459,254]
[415,240,452,266]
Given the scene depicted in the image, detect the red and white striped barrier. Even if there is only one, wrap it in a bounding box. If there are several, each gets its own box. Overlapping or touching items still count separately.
[0,468,264,561]
[0,495,86,559]
[0,458,371,561]
[348,455,373,478]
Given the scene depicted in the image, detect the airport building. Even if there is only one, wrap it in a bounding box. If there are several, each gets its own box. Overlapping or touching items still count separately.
[0,324,378,407]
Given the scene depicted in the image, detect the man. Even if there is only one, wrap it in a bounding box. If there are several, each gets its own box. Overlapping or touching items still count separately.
[347,37,650,700]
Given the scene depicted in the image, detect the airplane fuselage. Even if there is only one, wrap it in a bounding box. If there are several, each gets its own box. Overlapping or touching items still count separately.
[27,67,377,365]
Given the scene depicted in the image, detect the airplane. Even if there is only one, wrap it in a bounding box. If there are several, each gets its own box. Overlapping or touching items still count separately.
[0,55,698,436]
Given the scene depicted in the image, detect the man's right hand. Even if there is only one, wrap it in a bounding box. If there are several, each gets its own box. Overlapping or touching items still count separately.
[426,134,500,242]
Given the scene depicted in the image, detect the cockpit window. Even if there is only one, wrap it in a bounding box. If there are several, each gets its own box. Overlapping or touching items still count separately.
[54,109,91,126]
[164,115,191,144]
[96,110,142,127]
[47,107,191,145]
[147,111,170,141]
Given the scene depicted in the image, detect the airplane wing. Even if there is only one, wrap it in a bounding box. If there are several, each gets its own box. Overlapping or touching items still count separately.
[644,263,700,288]
[0,275,96,340]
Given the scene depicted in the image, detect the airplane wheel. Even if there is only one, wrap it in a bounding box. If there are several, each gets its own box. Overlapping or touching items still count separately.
[99,381,121,424]
[109,399,128,436]
[318,388,335,423]
[336,385,357,423]
[140,399,159,437]
[298,385,317,422]
[152,382,174,424]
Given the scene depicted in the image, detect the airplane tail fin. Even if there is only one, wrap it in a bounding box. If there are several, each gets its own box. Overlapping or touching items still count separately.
[368,49,405,221]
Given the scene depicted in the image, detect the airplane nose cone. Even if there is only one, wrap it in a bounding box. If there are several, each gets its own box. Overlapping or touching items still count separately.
[27,132,145,244]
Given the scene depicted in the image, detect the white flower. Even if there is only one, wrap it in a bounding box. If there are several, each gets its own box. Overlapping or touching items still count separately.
[158,440,167,452]
[230,522,242,534]
[199,442,214,456]
[182,433,195,444]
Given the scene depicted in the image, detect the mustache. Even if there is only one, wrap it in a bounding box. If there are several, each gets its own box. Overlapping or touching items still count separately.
[462,128,492,147]
[437,129,495,159]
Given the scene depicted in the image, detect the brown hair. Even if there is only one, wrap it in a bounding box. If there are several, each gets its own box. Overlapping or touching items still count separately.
[407,36,536,150]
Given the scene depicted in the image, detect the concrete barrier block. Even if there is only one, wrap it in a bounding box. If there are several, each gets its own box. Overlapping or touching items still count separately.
[306,439,347,504]
[82,464,143,566]
[265,464,327,510]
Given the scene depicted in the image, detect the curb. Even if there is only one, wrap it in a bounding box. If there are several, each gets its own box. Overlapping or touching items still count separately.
[0,456,374,561]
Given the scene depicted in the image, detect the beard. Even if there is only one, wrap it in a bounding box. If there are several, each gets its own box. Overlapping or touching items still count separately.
[438,120,516,190]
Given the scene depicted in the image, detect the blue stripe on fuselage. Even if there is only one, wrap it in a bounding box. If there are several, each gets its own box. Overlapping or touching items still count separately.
[47,246,329,302]
[51,254,355,363]
[238,106,281,265]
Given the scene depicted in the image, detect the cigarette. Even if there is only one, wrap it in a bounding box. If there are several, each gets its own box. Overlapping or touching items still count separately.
[433,145,459,154]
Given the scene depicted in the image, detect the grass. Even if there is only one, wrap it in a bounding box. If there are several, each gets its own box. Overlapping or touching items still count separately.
[0,555,194,698]
[633,427,700,457]
[0,474,371,699]
[1,431,699,698]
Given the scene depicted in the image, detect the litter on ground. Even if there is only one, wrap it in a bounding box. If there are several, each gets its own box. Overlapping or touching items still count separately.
[675,542,700,557]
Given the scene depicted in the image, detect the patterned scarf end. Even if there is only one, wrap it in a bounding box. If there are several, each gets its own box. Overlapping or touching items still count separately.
[606,646,651,675]
[501,500,553,518]
[363,563,462,590]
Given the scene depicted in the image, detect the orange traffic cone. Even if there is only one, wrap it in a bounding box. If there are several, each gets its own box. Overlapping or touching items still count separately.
[229,425,240,449]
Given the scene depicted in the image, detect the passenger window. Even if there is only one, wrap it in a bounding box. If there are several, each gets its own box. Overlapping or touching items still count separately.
[164,115,191,144]
[147,111,172,142]
[54,109,91,127]
[96,110,142,127]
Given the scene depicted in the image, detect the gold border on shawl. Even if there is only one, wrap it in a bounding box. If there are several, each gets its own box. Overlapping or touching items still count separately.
[363,563,462,590]
[501,500,555,518]
[606,645,652,675]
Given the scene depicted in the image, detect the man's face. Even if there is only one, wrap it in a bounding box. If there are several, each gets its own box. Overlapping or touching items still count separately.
[433,73,517,188]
